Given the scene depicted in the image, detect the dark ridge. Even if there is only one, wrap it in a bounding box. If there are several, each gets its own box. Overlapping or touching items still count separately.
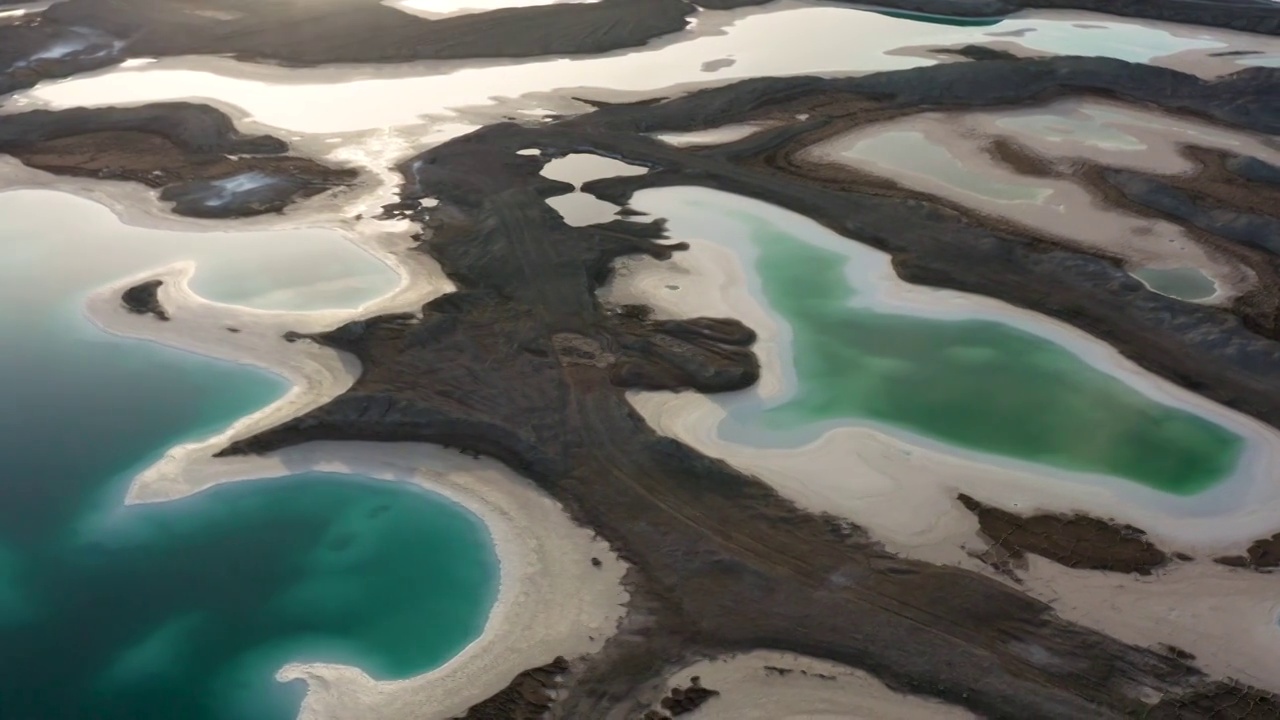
[1104,169,1280,257]
[0,104,355,218]
[930,44,1023,61]
[575,59,1280,136]
[0,103,284,155]
[1227,154,1280,187]
[453,656,569,720]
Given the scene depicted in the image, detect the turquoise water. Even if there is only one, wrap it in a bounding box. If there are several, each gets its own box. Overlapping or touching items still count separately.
[1132,267,1218,302]
[0,189,498,720]
[634,187,1245,495]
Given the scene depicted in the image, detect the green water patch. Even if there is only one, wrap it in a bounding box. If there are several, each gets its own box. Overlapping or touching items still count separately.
[745,217,1243,493]
[1131,267,1218,302]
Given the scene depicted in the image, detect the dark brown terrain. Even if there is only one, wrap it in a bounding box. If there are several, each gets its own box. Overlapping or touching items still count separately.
[0,104,354,217]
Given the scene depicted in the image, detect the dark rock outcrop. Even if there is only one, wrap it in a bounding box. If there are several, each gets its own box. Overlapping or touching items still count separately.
[453,657,569,720]
[958,494,1169,575]
[1104,169,1280,257]
[121,279,168,321]
[659,677,720,716]
[1216,533,1280,570]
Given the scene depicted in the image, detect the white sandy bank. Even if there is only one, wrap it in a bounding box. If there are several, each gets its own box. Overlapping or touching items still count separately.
[659,650,975,720]
[605,186,1280,691]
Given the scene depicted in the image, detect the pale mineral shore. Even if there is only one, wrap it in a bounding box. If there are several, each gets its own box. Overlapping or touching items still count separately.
[798,102,1280,303]
[79,231,628,717]
[665,650,976,720]
[604,188,1280,691]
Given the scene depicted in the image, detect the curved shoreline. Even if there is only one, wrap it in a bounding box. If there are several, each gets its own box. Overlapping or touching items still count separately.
[605,190,1280,692]
[607,187,1280,550]
[75,219,627,718]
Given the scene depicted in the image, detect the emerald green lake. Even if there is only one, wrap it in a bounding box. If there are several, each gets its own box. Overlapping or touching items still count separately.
[634,187,1246,495]
[0,189,498,720]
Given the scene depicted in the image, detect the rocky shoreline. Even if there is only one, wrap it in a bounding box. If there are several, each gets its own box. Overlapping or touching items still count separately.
[217,56,1280,719]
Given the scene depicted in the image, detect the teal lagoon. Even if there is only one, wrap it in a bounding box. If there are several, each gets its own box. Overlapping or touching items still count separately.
[0,189,498,720]
[631,187,1247,496]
